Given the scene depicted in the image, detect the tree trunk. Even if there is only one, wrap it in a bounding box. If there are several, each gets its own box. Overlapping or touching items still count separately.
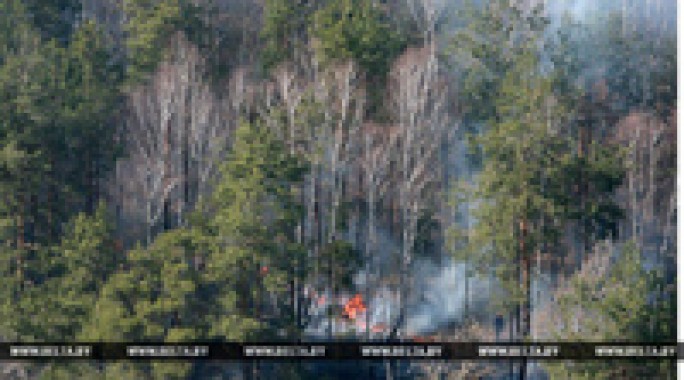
[509,309,515,378]
[163,119,172,231]
[85,152,91,214]
[519,218,529,380]
[16,202,24,286]
[328,238,334,339]
[46,182,54,241]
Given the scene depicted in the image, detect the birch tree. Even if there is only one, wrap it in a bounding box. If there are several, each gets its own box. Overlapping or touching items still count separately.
[115,33,228,246]
[388,41,450,338]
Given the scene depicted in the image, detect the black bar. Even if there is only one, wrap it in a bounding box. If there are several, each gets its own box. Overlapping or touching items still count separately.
[0,343,681,361]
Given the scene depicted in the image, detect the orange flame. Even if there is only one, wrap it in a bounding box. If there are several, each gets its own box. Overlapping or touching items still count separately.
[317,295,327,306]
[343,294,366,320]
[411,335,438,343]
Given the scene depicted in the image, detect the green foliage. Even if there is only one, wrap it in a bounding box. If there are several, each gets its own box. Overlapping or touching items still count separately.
[450,47,563,311]
[209,121,308,240]
[0,244,19,339]
[261,0,314,71]
[36,362,105,380]
[83,229,203,342]
[54,206,119,330]
[544,241,676,379]
[23,0,81,42]
[83,120,304,341]
[0,2,673,379]
[0,20,61,199]
[2,203,119,341]
[449,0,548,124]
[576,14,676,114]
[0,11,122,246]
[413,209,440,257]
[0,6,123,358]
[556,242,650,340]
[544,145,626,240]
[204,120,308,339]
[546,15,585,111]
[448,6,625,314]
[75,120,308,378]
[310,0,407,80]
[123,0,183,79]
[62,21,122,122]
[0,0,41,65]
[122,0,204,82]
[0,141,30,239]
[59,21,123,207]
[80,228,202,379]
[318,240,363,290]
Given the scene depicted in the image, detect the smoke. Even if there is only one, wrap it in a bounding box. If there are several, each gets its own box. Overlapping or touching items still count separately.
[402,258,493,335]
[302,0,675,342]
[544,0,675,33]
[303,257,499,339]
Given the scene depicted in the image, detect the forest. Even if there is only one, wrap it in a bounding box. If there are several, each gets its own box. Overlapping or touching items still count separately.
[0,0,677,379]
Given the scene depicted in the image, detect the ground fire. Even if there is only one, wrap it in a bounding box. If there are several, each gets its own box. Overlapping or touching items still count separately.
[371,323,388,334]
[317,295,326,306]
[343,294,366,320]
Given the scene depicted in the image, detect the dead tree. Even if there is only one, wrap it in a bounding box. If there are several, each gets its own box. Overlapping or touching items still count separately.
[113,33,231,246]
[388,40,450,339]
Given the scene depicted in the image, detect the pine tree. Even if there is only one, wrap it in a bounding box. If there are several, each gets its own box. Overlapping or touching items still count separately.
[122,0,204,82]
[261,0,313,71]
[77,119,308,378]
[202,119,308,340]
[0,7,60,249]
[0,7,121,247]
[310,0,407,80]
[448,4,626,379]
[0,203,121,376]
[23,0,80,42]
[81,227,202,379]
[58,20,123,214]
[4,203,119,341]
[449,0,547,125]
[0,6,128,377]
[544,241,676,379]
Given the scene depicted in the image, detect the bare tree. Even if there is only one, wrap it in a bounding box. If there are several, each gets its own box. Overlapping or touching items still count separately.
[404,0,446,40]
[613,110,676,275]
[388,41,451,338]
[112,33,232,246]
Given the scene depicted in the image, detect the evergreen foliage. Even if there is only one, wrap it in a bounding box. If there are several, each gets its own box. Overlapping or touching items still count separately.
[1,203,119,341]
[260,0,313,71]
[449,0,548,124]
[319,240,362,290]
[122,0,205,82]
[544,241,676,379]
[310,0,407,80]
[203,120,308,340]
[448,0,626,325]
[0,1,675,379]
[76,120,308,377]
[23,0,81,42]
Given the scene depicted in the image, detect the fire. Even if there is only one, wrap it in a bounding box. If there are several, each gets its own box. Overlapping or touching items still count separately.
[343,294,366,320]
[411,335,439,343]
[317,295,327,306]
[371,323,388,333]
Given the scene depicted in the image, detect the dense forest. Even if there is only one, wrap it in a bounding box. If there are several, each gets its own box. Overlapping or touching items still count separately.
[0,0,677,379]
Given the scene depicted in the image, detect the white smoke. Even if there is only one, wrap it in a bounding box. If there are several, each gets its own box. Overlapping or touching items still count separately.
[402,258,493,335]
[303,257,500,339]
